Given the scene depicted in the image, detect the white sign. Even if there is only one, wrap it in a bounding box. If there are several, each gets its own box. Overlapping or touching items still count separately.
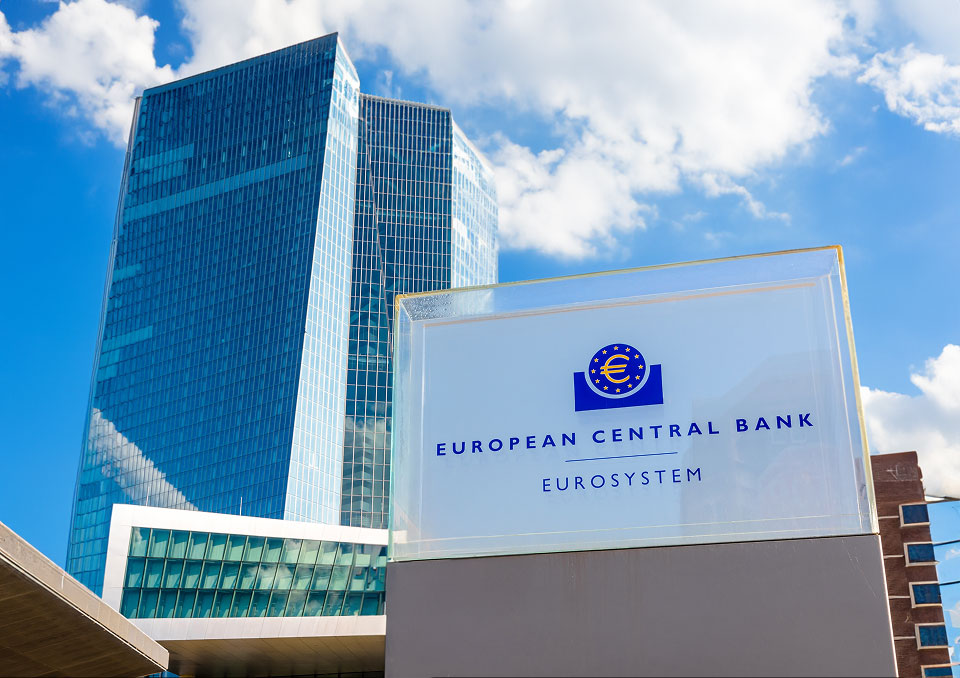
[391,248,874,561]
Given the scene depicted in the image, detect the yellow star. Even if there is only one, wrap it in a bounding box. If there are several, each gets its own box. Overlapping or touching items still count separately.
[614,345,619,350]
[627,383,633,389]
[635,354,639,359]
[624,347,631,352]
[635,375,641,379]
[638,364,644,369]
[603,386,608,390]
[595,379,600,384]
[602,350,607,354]
[594,358,599,363]
[591,369,595,374]
[615,388,621,393]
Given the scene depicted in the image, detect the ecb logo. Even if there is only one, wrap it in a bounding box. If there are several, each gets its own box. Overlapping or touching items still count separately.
[573,343,664,412]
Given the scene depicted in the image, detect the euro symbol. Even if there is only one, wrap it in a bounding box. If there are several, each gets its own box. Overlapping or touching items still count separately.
[600,354,631,383]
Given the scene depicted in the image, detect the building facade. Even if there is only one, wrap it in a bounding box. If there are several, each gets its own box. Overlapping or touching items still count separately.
[101,505,386,676]
[67,33,498,593]
[872,451,953,678]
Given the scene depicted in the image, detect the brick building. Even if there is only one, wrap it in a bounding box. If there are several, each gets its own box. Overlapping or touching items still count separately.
[873,451,953,677]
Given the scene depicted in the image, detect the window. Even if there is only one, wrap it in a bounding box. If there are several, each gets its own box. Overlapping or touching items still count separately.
[911,583,942,607]
[917,624,949,649]
[906,542,937,565]
[902,503,930,526]
[922,666,953,678]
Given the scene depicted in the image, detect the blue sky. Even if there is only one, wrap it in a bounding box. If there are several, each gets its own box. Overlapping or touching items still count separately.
[1,0,960,565]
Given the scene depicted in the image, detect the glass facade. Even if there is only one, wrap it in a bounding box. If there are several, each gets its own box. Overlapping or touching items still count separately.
[67,33,497,592]
[340,97,497,528]
[119,527,385,618]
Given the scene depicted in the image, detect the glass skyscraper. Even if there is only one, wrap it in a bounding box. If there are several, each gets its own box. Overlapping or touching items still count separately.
[67,33,497,593]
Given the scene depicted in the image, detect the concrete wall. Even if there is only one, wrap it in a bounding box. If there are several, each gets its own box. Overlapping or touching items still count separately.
[385,535,897,677]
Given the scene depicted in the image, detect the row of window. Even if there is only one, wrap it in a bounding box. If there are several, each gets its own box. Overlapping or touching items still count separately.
[124,557,384,593]
[129,528,385,567]
[120,587,384,619]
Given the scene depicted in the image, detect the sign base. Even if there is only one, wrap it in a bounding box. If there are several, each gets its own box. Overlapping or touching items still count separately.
[385,535,895,677]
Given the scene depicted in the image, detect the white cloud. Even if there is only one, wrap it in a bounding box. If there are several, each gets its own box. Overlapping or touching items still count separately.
[700,173,790,222]
[335,1,843,256]
[0,0,877,256]
[87,408,195,509]
[862,344,960,499]
[838,145,867,167]
[859,45,960,137]
[0,0,173,144]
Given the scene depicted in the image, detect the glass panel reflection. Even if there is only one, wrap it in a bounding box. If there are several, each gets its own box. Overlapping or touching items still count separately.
[120,529,386,618]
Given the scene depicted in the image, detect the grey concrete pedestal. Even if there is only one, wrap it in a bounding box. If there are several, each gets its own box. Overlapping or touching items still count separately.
[385,535,896,677]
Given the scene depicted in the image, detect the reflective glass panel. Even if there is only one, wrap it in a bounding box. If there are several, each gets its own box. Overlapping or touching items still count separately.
[169,531,189,559]
[392,247,873,561]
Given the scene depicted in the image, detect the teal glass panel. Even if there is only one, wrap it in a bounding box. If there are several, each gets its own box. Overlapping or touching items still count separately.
[311,565,332,590]
[187,533,208,560]
[148,530,170,558]
[243,536,265,562]
[162,560,184,588]
[125,558,145,587]
[349,566,367,591]
[249,591,270,617]
[263,538,283,563]
[231,591,252,617]
[336,543,354,566]
[175,590,197,617]
[353,545,373,568]
[194,590,215,618]
[267,591,288,616]
[304,591,326,616]
[119,536,386,619]
[120,589,140,617]
[342,592,362,615]
[237,563,258,590]
[321,590,344,615]
[317,541,337,565]
[285,590,307,616]
[212,591,233,617]
[200,561,222,588]
[225,534,246,561]
[360,594,380,616]
[367,566,385,592]
[158,590,178,618]
[139,589,159,618]
[207,534,227,560]
[181,560,202,588]
[256,563,277,589]
[292,565,314,590]
[169,531,189,558]
[273,564,294,590]
[129,528,149,557]
[219,562,240,589]
[280,539,302,564]
[143,559,164,588]
[329,565,350,590]
[298,540,321,564]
